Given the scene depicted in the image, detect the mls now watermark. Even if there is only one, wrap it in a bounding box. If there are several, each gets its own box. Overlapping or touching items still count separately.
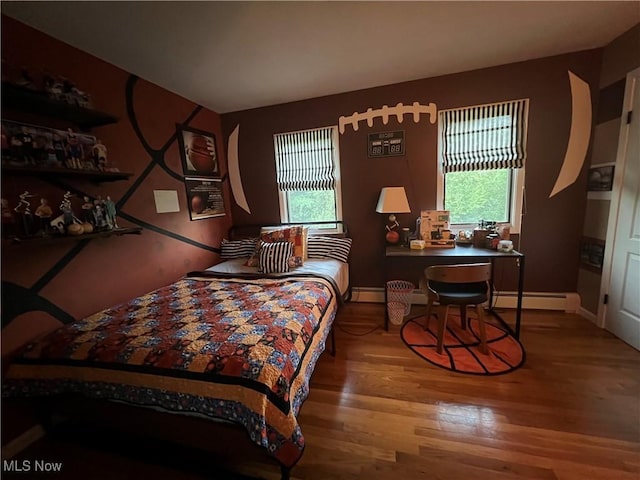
[3,459,63,473]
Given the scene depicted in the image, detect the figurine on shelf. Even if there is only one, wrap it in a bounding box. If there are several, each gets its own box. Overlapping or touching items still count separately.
[14,191,36,236]
[104,195,118,229]
[43,72,64,101]
[35,197,53,235]
[15,66,38,91]
[52,133,66,166]
[64,129,83,169]
[92,197,108,230]
[18,126,36,166]
[81,196,95,224]
[44,137,62,167]
[60,191,77,226]
[1,198,15,238]
[9,132,24,166]
[59,77,92,108]
[92,139,108,171]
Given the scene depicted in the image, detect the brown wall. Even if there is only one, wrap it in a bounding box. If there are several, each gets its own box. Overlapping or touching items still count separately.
[1,16,231,354]
[221,50,602,292]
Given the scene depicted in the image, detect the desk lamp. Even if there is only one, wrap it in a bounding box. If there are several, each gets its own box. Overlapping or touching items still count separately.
[376,187,411,244]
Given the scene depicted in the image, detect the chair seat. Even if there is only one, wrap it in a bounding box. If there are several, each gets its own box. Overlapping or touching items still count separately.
[436,291,487,305]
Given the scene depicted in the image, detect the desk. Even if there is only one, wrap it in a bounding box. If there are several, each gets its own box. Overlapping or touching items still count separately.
[384,245,525,338]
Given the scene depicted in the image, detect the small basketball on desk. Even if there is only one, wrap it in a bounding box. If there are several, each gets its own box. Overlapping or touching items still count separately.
[386,230,400,244]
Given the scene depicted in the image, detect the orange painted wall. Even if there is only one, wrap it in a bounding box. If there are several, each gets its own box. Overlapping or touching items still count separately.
[1,16,231,355]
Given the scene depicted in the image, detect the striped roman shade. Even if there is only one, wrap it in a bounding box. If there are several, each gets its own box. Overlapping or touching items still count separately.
[274,127,336,191]
[440,99,528,173]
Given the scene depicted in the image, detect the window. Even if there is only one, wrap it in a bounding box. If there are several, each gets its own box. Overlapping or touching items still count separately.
[437,99,528,233]
[274,126,342,231]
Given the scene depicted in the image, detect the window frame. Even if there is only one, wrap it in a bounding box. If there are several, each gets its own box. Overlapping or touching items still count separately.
[436,101,528,234]
[275,125,343,234]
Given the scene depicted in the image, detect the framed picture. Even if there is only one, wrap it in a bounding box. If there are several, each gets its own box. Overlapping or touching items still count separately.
[184,177,225,220]
[580,236,605,273]
[587,164,615,191]
[176,124,219,177]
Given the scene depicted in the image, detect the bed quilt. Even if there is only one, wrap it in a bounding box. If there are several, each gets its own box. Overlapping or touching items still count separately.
[3,272,339,468]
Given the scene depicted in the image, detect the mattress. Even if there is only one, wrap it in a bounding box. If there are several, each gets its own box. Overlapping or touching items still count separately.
[206,258,350,297]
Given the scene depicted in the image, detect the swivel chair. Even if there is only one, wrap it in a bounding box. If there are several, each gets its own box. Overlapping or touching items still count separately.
[419,263,491,355]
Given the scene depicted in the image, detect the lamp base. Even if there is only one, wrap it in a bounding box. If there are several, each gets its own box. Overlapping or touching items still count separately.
[385,230,400,244]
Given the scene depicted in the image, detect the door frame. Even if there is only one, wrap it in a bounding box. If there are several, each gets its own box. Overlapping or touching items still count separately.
[597,67,640,328]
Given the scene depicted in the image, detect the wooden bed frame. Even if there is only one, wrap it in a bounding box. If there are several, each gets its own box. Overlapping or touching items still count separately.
[15,222,352,480]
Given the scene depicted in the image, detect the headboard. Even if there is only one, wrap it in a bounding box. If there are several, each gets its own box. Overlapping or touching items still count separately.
[229,221,348,240]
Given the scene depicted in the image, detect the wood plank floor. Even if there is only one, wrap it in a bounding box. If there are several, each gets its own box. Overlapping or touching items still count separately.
[6,303,640,480]
[242,303,639,480]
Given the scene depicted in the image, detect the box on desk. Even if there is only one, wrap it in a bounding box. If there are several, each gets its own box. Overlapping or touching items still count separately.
[419,210,455,247]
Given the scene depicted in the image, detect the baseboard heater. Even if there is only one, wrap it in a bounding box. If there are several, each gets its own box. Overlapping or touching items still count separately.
[350,288,580,313]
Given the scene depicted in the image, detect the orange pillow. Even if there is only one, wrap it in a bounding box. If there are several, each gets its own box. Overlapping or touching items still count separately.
[245,226,305,268]
[261,226,305,267]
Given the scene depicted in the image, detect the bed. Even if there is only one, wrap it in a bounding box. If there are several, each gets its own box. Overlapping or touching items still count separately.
[2,223,352,479]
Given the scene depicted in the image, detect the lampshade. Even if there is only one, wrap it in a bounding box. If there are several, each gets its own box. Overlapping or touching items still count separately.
[376,187,411,214]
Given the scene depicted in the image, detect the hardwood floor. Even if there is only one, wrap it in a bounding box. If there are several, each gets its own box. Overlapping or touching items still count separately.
[5,303,640,479]
[244,303,639,480]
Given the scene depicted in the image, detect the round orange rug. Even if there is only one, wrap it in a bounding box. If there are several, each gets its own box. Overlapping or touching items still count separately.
[401,315,525,375]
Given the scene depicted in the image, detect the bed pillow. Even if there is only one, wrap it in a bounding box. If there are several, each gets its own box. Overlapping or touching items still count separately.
[307,236,352,263]
[258,240,293,274]
[259,226,305,267]
[220,238,259,259]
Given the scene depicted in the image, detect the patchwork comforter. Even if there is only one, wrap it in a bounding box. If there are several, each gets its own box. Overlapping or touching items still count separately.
[3,272,340,468]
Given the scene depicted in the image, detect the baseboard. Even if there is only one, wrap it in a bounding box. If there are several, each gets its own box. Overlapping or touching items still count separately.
[351,287,581,312]
[1,424,45,459]
[579,306,599,325]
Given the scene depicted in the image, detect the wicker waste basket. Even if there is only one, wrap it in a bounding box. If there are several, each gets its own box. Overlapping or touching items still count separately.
[387,302,406,326]
[386,280,415,324]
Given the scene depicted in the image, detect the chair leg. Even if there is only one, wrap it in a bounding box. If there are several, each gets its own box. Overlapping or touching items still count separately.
[459,305,467,330]
[424,299,434,331]
[436,305,450,354]
[475,304,489,355]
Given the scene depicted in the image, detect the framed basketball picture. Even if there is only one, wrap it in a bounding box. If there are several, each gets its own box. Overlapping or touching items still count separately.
[184,177,225,220]
[176,124,219,177]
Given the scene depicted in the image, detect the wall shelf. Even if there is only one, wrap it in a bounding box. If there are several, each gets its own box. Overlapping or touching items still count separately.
[1,82,118,129]
[2,165,133,183]
[7,227,143,245]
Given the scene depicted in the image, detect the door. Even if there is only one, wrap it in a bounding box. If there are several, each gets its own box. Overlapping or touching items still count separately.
[602,68,640,350]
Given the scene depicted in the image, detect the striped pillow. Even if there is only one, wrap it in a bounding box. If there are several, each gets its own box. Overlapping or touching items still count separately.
[221,238,259,259]
[258,240,293,274]
[307,236,352,263]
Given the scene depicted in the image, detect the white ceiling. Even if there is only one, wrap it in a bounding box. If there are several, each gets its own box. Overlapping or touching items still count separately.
[2,1,639,113]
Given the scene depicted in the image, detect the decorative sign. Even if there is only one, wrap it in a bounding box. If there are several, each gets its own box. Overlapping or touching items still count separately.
[368,130,405,158]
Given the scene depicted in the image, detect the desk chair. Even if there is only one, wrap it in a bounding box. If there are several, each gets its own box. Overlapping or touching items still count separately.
[419,263,491,355]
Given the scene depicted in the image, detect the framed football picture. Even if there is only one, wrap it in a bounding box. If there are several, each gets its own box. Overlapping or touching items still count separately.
[176,124,219,177]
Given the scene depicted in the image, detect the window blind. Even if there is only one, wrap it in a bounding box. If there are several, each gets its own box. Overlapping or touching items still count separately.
[274,127,335,191]
[440,99,528,173]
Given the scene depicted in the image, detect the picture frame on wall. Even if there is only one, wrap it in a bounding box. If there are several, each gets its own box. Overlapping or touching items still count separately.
[587,164,615,191]
[580,236,605,273]
[184,176,225,220]
[176,124,219,177]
